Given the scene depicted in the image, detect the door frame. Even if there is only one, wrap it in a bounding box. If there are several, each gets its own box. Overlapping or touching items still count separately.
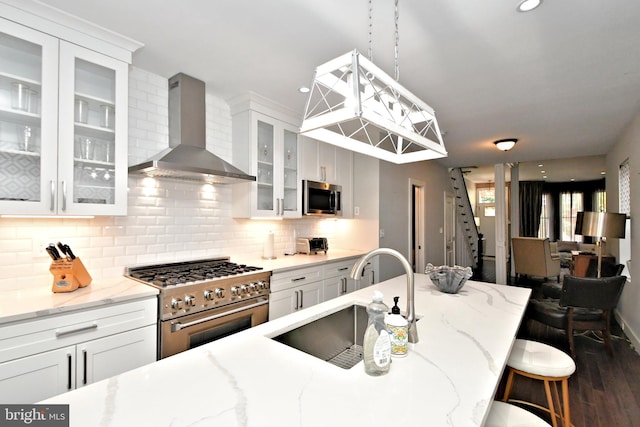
[408,178,425,273]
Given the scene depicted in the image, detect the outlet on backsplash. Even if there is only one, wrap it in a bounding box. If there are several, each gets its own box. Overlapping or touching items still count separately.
[32,237,59,259]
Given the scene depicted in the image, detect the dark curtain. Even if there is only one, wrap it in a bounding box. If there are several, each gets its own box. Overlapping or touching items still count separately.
[520,181,544,237]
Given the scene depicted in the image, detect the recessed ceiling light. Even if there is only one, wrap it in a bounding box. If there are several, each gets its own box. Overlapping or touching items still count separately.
[517,0,542,12]
[540,170,546,174]
[538,164,544,167]
[298,86,310,93]
[543,176,547,179]
[601,171,606,175]
[570,178,575,181]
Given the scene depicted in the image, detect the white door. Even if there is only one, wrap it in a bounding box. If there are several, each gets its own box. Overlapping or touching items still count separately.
[445,192,456,266]
[0,346,74,403]
[78,325,156,388]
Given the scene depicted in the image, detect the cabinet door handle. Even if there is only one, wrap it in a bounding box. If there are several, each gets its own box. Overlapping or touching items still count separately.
[67,353,72,390]
[56,322,98,337]
[295,290,299,310]
[61,180,67,211]
[83,350,88,385]
[338,267,349,272]
[299,289,304,308]
[279,198,284,215]
[291,276,306,282]
[50,180,55,211]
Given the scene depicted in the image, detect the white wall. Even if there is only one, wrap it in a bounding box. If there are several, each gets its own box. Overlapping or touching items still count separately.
[0,68,374,291]
[606,109,640,349]
[378,160,451,281]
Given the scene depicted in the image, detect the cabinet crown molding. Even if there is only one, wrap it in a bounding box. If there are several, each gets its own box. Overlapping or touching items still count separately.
[0,0,143,63]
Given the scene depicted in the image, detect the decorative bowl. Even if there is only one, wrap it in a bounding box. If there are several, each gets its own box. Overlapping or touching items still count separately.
[425,263,473,294]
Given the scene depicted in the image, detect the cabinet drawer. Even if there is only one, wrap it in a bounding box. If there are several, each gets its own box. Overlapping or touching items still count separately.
[323,259,357,279]
[0,297,157,363]
[270,266,323,292]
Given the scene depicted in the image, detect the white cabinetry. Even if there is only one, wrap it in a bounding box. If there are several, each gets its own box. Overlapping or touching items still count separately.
[231,93,301,219]
[0,8,138,215]
[301,136,353,217]
[0,297,157,403]
[269,265,323,320]
[322,259,357,301]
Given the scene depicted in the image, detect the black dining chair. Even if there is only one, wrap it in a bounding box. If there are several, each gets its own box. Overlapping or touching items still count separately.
[527,275,627,358]
[541,258,624,299]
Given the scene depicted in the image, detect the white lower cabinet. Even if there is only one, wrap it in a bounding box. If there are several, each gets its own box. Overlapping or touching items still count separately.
[269,265,323,320]
[0,297,157,403]
[269,282,322,321]
[322,259,357,301]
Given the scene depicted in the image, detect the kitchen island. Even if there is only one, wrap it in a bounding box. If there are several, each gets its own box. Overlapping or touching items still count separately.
[41,274,531,426]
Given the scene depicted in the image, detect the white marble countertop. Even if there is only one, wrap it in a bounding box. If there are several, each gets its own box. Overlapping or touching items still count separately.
[242,249,366,273]
[42,274,531,426]
[0,277,158,325]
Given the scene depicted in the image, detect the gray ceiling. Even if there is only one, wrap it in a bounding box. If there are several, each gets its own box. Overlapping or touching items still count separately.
[37,0,640,182]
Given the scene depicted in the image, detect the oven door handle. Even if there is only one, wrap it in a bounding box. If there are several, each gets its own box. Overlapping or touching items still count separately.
[171,299,268,332]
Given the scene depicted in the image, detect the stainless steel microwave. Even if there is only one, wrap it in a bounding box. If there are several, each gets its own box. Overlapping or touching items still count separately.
[303,180,341,216]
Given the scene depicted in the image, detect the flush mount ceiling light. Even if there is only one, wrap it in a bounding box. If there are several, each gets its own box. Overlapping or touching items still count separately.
[517,0,542,12]
[299,0,446,164]
[494,138,518,151]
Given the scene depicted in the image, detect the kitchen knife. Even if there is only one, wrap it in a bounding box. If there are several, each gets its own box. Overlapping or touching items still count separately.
[45,245,59,260]
[56,242,68,258]
[63,244,76,260]
[47,244,61,260]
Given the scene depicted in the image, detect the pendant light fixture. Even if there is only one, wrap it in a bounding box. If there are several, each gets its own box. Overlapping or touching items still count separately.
[299,0,447,164]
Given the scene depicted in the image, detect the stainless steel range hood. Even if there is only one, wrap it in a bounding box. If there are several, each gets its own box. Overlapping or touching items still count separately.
[128,73,256,184]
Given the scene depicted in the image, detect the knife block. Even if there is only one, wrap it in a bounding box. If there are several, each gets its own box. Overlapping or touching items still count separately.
[50,258,92,293]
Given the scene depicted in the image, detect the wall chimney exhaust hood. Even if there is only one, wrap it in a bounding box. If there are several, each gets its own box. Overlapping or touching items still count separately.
[128,73,256,184]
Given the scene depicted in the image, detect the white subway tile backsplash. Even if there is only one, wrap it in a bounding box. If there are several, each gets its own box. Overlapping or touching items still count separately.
[0,67,343,290]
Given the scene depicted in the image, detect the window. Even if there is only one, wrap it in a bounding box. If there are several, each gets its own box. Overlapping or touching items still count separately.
[538,193,551,239]
[619,159,630,215]
[478,188,495,204]
[560,192,583,241]
[619,159,631,277]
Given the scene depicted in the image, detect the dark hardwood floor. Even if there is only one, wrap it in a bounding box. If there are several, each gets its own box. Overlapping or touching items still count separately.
[474,258,640,427]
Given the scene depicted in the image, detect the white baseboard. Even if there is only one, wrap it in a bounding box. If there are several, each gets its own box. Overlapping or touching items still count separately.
[614,309,640,355]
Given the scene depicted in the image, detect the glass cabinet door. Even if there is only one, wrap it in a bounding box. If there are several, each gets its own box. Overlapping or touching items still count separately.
[282,128,298,213]
[0,19,58,214]
[58,41,128,215]
[256,120,275,213]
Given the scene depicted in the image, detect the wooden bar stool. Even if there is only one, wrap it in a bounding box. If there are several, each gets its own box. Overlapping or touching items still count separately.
[502,339,575,427]
[486,401,551,427]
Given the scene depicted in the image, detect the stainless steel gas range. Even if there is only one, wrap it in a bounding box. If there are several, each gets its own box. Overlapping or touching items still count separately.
[126,257,270,359]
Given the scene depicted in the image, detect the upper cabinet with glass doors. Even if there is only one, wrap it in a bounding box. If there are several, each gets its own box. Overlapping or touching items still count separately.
[0,4,140,216]
[230,94,301,219]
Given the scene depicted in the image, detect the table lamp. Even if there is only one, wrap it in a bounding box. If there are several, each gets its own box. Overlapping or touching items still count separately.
[575,211,627,277]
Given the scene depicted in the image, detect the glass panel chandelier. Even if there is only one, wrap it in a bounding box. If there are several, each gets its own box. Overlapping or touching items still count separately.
[299,0,447,164]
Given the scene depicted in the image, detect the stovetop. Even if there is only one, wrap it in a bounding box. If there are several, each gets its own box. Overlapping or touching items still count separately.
[125,257,263,288]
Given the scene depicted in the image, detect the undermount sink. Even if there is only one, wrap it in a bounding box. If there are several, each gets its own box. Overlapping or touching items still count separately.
[272,304,368,369]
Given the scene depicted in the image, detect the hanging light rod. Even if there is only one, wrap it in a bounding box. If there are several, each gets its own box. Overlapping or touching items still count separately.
[494,138,518,151]
[299,50,447,164]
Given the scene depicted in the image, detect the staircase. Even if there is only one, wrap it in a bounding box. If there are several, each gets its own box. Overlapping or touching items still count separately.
[450,168,480,268]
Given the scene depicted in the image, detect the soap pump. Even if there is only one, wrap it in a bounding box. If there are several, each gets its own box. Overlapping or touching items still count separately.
[385,296,409,357]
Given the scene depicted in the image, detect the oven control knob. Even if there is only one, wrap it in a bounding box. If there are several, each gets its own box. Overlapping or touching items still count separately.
[171,298,183,310]
[231,286,240,297]
[203,290,215,301]
[215,288,225,299]
[184,295,196,307]
[239,285,248,295]
[259,280,269,290]
[248,283,257,293]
